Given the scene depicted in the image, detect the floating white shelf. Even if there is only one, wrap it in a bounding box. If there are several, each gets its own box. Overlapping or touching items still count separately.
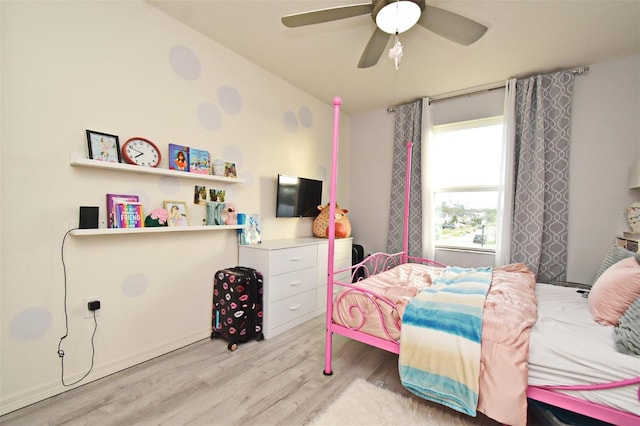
[69,153,246,183]
[70,225,245,236]
[69,153,246,236]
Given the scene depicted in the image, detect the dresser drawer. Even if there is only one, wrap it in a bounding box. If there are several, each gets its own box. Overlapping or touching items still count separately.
[334,239,352,262]
[269,267,317,302]
[318,239,351,263]
[269,290,316,329]
[270,245,317,275]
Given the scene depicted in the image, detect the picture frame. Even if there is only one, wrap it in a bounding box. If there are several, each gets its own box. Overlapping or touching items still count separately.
[87,130,121,163]
[163,200,189,227]
[209,189,226,202]
[194,185,207,206]
[224,161,237,178]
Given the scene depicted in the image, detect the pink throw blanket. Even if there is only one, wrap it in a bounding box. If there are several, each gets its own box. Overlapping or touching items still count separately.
[477,263,537,426]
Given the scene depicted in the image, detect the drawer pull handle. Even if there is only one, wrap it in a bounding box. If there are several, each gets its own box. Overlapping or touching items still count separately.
[289,280,302,286]
[290,256,302,261]
[289,304,301,311]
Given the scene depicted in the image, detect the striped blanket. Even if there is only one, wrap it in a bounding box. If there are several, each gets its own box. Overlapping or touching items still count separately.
[398,266,493,416]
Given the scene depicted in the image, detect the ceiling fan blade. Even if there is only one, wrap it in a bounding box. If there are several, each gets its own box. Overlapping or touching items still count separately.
[418,5,488,46]
[358,28,391,69]
[282,3,373,28]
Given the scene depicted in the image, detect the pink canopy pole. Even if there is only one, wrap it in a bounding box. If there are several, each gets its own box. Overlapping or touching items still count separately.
[324,96,341,375]
[402,141,413,263]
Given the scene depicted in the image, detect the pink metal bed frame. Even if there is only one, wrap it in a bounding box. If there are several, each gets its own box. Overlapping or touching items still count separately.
[323,96,640,425]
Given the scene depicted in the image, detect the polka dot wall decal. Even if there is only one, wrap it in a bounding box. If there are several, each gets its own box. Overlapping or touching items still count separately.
[10,307,52,340]
[122,273,149,298]
[283,110,298,133]
[299,106,313,128]
[197,102,223,131]
[169,45,201,81]
[218,86,242,115]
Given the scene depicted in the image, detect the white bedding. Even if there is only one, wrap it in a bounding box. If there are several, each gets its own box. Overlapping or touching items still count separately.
[528,283,640,415]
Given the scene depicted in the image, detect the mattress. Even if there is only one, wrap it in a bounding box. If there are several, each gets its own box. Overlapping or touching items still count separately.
[528,283,640,416]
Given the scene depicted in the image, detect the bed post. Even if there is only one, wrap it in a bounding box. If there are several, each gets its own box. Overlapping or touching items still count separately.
[402,141,413,264]
[324,96,341,376]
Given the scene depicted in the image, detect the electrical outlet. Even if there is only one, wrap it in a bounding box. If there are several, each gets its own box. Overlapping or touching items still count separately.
[84,296,102,319]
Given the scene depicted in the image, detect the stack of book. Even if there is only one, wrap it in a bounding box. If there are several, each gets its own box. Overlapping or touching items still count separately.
[107,194,143,228]
[168,143,211,174]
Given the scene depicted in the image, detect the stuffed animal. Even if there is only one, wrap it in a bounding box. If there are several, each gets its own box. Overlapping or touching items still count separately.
[313,203,351,238]
[224,202,238,225]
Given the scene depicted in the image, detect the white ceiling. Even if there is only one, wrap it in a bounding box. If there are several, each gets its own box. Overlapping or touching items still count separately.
[148,0,640,115]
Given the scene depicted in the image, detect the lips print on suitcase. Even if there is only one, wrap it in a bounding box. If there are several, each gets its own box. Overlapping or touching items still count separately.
[211,266,264,351]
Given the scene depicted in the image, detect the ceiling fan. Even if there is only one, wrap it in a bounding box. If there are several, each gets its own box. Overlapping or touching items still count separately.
[281,0,488,69]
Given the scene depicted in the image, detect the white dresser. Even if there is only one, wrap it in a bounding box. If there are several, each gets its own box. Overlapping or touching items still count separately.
[238,237,352,339]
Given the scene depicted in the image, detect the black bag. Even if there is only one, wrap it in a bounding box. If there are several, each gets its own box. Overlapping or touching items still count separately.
[352,244,365,282]
[211,266,264,351]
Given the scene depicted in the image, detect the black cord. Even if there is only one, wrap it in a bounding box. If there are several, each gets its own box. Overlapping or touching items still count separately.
[57,228,98,386]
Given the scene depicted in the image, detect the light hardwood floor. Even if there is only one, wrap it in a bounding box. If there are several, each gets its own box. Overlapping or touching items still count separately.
[1,316,542,425]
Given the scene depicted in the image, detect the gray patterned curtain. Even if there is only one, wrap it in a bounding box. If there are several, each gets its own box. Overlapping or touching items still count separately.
[511,70,575,283]
[387,100,423,256]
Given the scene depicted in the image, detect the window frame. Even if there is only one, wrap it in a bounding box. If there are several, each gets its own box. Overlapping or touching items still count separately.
[430,116,504,253]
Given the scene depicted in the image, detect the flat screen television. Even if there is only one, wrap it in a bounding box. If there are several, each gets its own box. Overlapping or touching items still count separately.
[276,174,323,218]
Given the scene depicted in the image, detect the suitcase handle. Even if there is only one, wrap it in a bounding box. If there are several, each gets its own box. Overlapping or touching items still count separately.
[290,256,302,261]
[289,304,301,311]
[289,280,302,286]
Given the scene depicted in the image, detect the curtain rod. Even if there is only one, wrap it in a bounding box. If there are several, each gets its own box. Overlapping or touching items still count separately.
[429,80,504,102]
[386,66,589,112]
[386,82,502,112]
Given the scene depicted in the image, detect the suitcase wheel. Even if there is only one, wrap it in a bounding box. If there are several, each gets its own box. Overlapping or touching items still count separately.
[211,331,217,340]
[256,333,264,342]
[228,342,238,351]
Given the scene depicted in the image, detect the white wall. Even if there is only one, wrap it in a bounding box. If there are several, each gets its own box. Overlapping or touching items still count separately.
[348,109,394,254]
[349,55,640,283]
[567,55,640,283]
[0,1,349,414]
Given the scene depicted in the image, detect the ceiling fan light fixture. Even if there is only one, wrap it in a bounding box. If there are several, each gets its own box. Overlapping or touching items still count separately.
[375,0,421,34]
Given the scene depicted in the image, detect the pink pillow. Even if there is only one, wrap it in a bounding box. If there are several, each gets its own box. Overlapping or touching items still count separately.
[588,256,640,325]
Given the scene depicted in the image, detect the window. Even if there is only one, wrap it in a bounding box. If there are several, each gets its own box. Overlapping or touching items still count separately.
[431,116,503,251]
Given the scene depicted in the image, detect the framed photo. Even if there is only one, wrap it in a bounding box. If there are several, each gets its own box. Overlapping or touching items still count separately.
[224,161,237,178]
[163,200,189,227]
[87,130,121,163]
[210,189,225,202]
[194,185,207,206]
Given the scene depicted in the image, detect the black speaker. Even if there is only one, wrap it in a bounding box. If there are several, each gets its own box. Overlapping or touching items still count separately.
[79,206,99,229]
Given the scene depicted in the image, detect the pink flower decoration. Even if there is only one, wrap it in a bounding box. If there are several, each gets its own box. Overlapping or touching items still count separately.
[150,208,168,224]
